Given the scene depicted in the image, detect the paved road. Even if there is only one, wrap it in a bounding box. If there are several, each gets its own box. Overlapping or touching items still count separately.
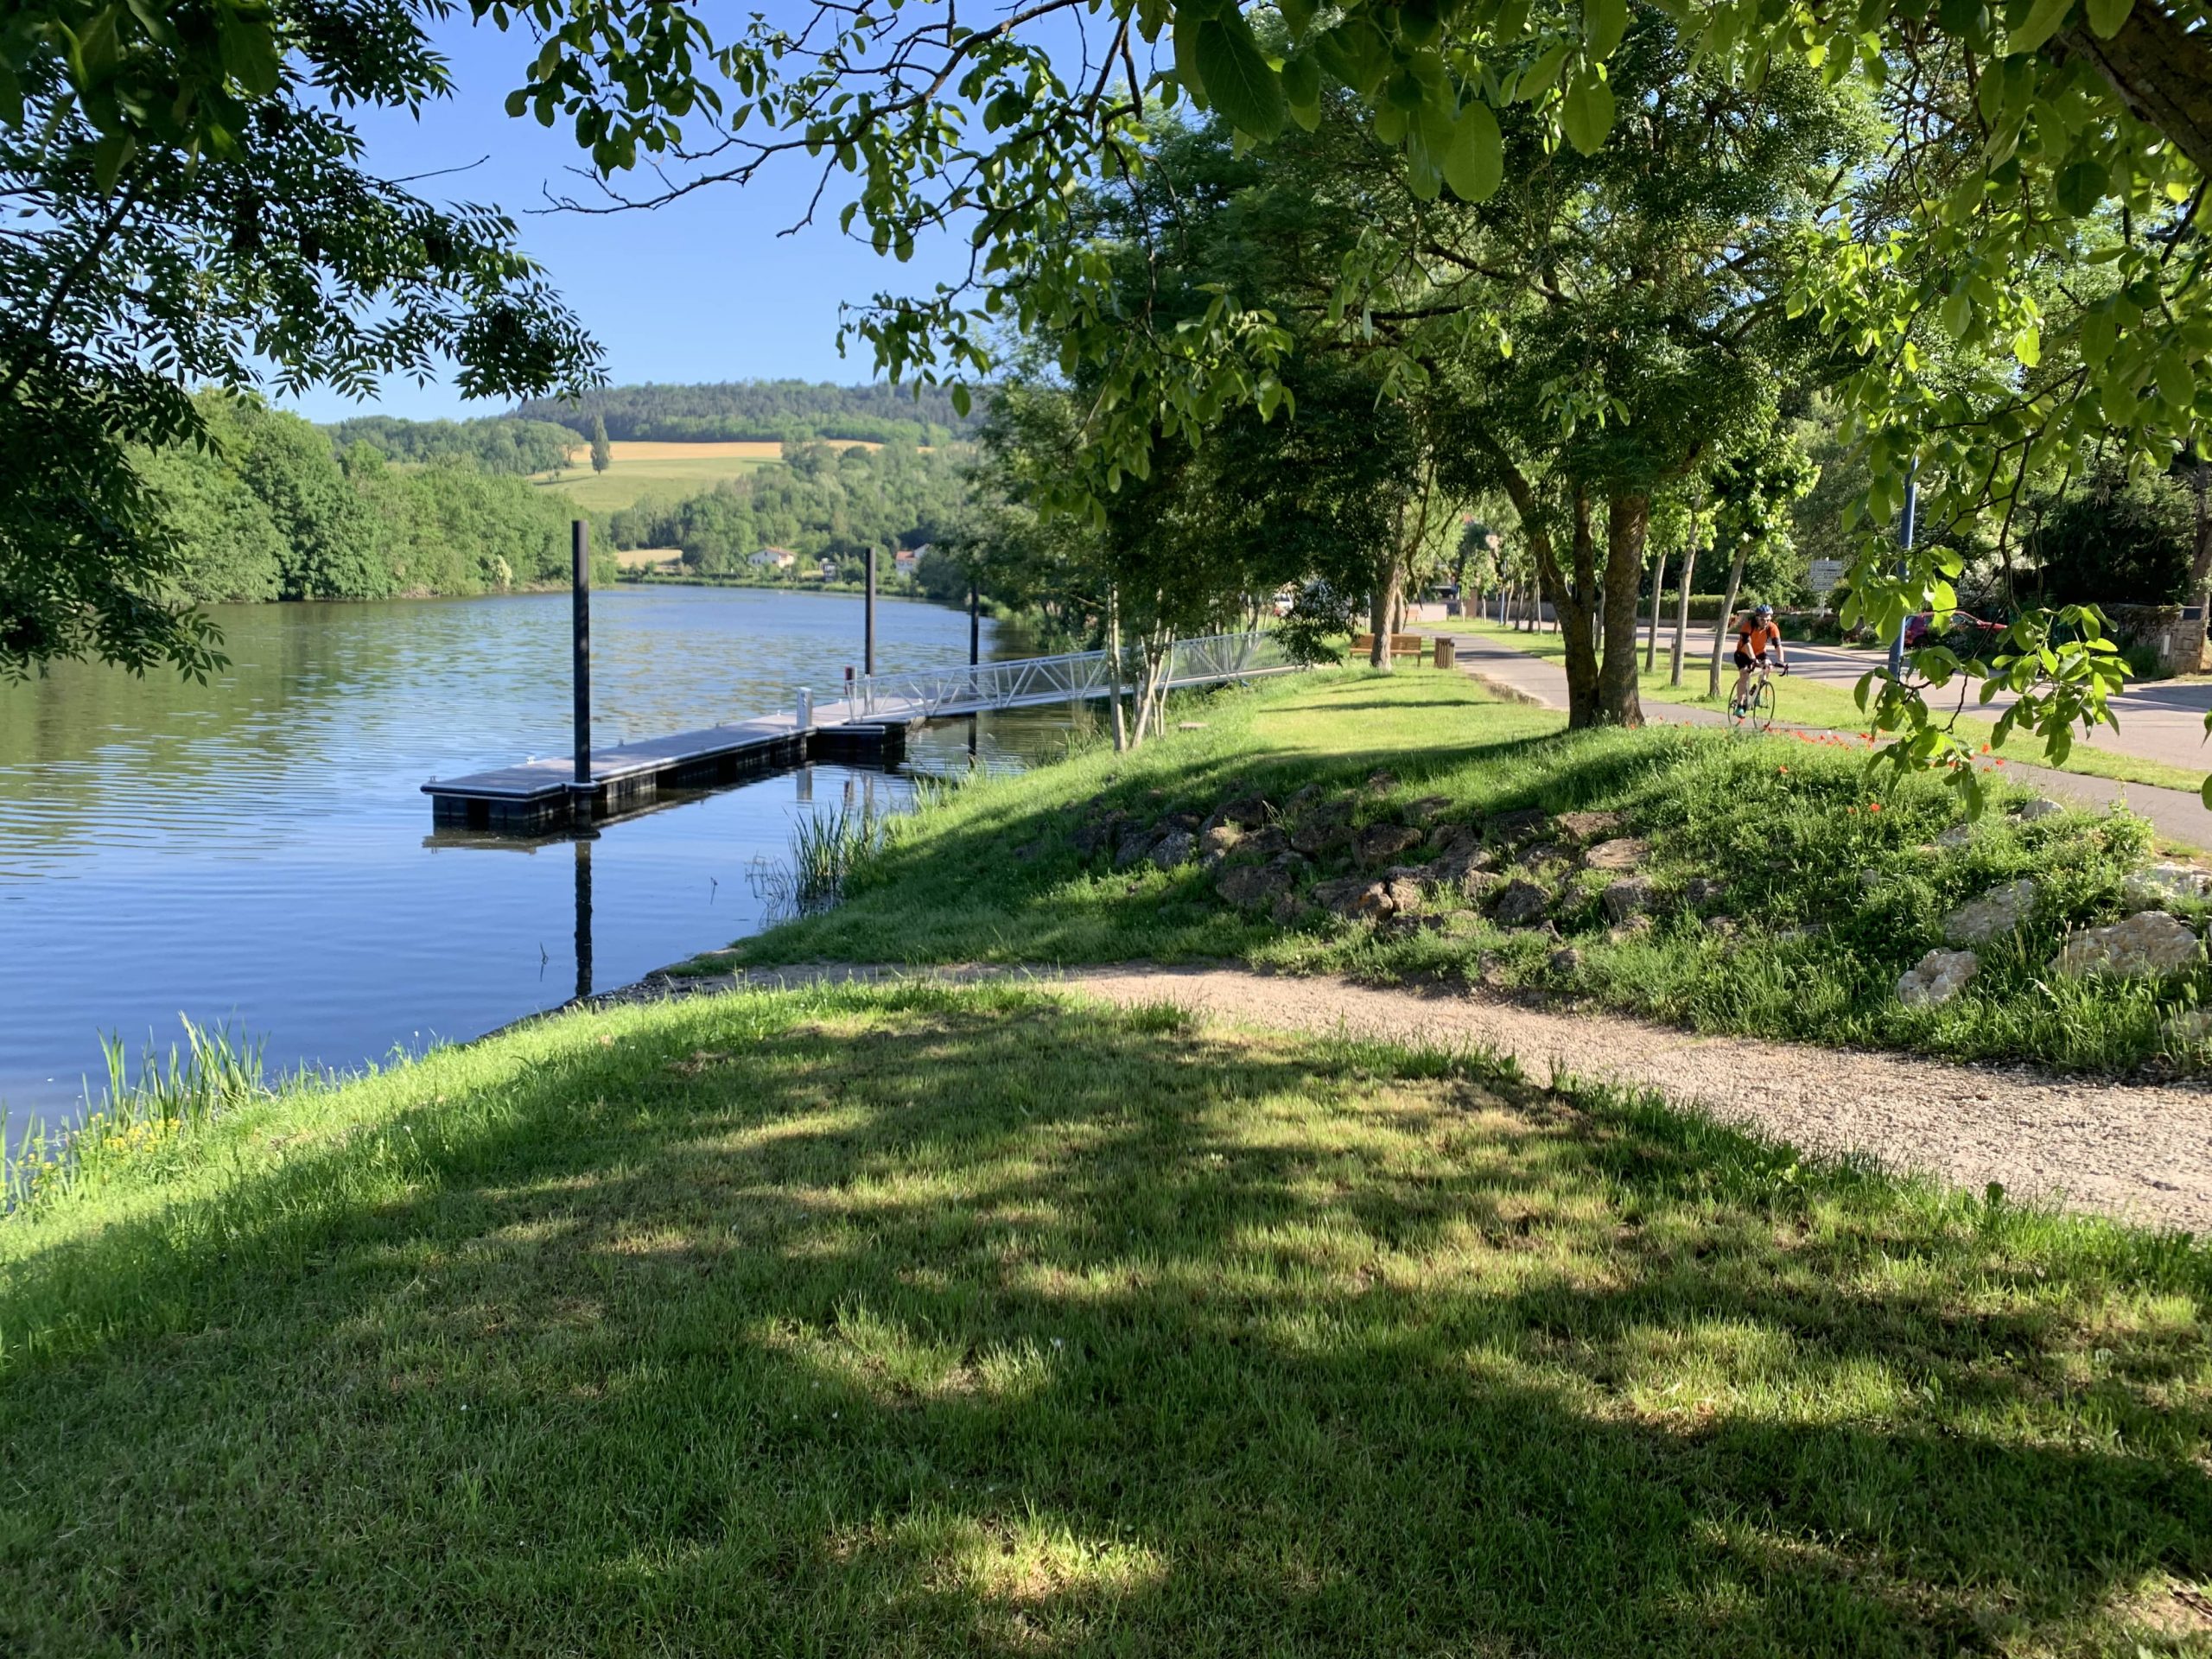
[1446,628,2212,849]
[1770,639,2212,777]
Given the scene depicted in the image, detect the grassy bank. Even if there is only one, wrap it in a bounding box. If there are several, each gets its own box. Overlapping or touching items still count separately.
[1449,620,2208,795]
[703,670,2212,1074]
[3,981,2207,1654]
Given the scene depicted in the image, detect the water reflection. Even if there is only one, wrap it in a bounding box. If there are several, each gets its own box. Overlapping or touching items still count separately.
[573,833,595,1004]
[0,588,1079,1126]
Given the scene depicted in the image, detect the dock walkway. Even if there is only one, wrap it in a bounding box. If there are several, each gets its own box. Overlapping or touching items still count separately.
[425,631,1297,832]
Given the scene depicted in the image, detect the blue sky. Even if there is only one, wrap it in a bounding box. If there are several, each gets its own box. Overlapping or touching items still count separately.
[284,10,976,422]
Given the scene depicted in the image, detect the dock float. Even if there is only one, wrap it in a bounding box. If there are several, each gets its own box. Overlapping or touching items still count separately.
[425,715,903,834]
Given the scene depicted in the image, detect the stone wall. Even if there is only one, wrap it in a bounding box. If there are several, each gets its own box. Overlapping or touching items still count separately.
[2102,601,2207,675]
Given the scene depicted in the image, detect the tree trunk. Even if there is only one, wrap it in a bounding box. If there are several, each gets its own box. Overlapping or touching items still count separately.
[1107,586,1128,752]
[1596,495,1647,727]
[2190,461,2212,599]
[1669,537,1698,688]
[1707,539,1751,701]
[1133,629,1173,745]
[1645,547,1666,671]
[1545,489,1604,726]
[1369,550,1400,672]
[2057,3,2212,182]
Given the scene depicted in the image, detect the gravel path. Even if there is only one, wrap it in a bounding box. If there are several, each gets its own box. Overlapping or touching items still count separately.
[629,962,2212,1234]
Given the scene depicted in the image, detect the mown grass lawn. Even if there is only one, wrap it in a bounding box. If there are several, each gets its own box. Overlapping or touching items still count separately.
[3,982,2206,1655]
[1447,620,2210,796]
[715,670,2200,1074]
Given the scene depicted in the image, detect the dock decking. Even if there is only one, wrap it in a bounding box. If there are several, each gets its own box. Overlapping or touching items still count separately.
[423,631,1298,833]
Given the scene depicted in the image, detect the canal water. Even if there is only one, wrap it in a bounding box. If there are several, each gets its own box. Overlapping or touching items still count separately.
[0,586,1087,1128]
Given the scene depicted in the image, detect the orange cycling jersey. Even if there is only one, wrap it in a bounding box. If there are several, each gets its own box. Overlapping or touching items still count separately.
[1736,619,1781,657]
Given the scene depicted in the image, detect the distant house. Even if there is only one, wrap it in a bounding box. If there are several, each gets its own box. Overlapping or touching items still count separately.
[893,546,919,573]
[750,547,796,571]
[817,557,837,580]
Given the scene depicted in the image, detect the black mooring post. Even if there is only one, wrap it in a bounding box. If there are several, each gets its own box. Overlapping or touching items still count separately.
[864,544,878,677]
[969,580,981,665]
[571,518,592,818]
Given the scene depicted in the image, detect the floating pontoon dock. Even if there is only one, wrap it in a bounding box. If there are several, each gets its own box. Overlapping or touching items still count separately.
[423,632,1297,834]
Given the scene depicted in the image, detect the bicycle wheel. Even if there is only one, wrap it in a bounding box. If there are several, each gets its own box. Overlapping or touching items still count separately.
[1749,677,1777,733]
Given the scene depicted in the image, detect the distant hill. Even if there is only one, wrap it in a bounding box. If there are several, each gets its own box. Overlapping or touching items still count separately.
[510,379,973,447]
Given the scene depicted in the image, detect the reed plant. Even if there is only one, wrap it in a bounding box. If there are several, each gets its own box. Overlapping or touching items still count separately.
[788,795,893,912]
[3,1018,270,1216]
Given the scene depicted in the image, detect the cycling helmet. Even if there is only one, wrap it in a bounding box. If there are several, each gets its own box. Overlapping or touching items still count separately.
[1754,602,1775,617]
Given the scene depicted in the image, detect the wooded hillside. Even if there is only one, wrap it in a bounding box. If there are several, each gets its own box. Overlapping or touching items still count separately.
[512,380,973,446]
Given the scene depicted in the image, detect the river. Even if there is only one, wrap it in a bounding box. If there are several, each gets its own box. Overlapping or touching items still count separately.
[0,586,1085,1129]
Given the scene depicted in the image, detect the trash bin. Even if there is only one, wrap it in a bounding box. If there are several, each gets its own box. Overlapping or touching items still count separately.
[1433,635,1457,671]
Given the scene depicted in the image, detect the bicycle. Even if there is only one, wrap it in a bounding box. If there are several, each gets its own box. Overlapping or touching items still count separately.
[1727,660,1787,732]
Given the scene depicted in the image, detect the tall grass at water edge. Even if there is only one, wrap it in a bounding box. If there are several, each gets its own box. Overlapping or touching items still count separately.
[787,796,894,912]
[781,771,978,916]
[3,1019,271,1216]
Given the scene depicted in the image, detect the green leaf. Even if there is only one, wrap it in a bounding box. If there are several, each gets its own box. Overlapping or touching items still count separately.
[1193,12,1286,137]
[2008,0,2075,54]
[216,12,283,98]
[2157,346,2196,414]
[1443,99,1503,200]
[90,130,136,193]
[1559,69,1615,155]
[1585,0,1630,58]
[2084,0,2133,35]
[1405,140,1444,200]
[1279,0,1315,37]
[1173,11,1211,111]
[2054,156,2109,216]
[951,384,971,418]
[1281,49,1321,122]
[2013,327,2041,366]
[1517,41,1573,100]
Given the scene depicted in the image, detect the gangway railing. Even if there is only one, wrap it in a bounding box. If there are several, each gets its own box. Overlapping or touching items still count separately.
[823,630,1297,724]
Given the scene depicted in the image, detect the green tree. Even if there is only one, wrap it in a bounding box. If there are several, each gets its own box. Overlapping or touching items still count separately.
[449,0,2212,794]
[589,413,613,474]
[2028,460,2198,607]
[1003,29,1861,724]
[2,0,601,678]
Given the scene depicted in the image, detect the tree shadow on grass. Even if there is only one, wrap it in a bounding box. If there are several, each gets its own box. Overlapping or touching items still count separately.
[2,984,2205,1656]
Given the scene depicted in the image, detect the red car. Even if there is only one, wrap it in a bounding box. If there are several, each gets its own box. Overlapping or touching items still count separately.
[1903,610,2010,650]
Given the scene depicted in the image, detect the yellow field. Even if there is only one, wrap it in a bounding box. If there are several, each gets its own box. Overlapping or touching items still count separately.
[535,437,914,516]
[535,442,788,515]
[613,544,685,570]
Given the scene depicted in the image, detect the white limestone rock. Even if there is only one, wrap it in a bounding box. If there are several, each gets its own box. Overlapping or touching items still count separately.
[2122,863,2212,909]
[1942,879,2038,946]
[2052,911,2204,979]
[1898,949,1979,1007]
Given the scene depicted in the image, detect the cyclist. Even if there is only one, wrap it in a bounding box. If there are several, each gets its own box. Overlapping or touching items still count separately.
[1730,603,1788,712]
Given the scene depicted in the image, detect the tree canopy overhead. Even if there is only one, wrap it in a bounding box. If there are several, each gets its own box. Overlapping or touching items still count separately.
[1,0,602,679]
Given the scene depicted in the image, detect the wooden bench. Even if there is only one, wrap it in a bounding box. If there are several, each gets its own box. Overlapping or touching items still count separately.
[1351,632,1428,659]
